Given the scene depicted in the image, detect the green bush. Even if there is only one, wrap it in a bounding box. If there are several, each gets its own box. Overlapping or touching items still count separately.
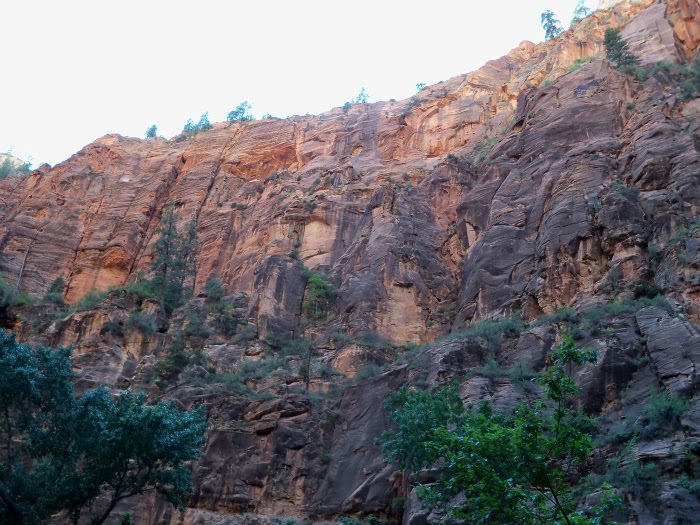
[302,269,337,318]
[445,315,524,346]
[126,311,157,335]
[353,362,385,382]
[0,276,17,309]
[155,334,189,380]
[204,277,225,304]
[100,320,124,337]
[43,276,66,305]
[119,274,157,302]
[74,289,108,311]
[184,310,209,339]
[638,389,689,439]
[567,56,597,72]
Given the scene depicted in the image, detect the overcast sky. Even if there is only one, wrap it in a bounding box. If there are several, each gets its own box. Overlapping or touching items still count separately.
[1,0,596,166]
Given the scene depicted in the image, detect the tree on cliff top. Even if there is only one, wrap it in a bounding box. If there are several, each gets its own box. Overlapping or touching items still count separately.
[226,101,253,123]
[541,10,564,41]
[0,329,207,525]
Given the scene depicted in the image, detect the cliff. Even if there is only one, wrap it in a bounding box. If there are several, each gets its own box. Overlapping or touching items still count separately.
[1,1,700,524]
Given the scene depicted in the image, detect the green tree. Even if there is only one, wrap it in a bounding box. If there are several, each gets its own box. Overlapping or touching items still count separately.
[149,205,198,314]
[541,10,564,41]
[415,82,426,91]
[196,112,212,131]
[0,157,13,180]
[571,0,591,25]
[72,388,206,524]
[382,336,611,525]
[0,330,207,525]
[354,87,370,104]
[182,113,213,136]
[226,101,253,122]
[382,384,464,473]
[145,125,158,139]
[301,269,337,319]
[604,28,638,70]
[204,277,225,304]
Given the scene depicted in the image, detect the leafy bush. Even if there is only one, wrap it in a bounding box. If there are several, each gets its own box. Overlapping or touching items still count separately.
[73,289,108,311]
[353,362,385,382]
[119,274,157,302]
[567,56,597,72]
[204,277,225,304]
[444,315,524,346]
[155,334,189,380]
[43,276,66,305]
[469,355,507,380]
[638,389,689,439]
[145,125,157,139]
[184,310,209,339]
[0,276,17,309]
[126,311,157,335]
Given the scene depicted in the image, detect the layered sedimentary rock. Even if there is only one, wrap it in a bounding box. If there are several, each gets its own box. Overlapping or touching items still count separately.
[2,1,700,524]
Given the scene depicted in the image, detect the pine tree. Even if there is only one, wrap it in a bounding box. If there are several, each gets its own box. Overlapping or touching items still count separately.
[149,205,198,314]
[145,125,157,139]
[604,28,638,70]
[541,10,563,41]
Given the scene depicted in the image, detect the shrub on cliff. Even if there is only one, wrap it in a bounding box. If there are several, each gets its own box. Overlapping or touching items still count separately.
[42,275,66,305]
[0,329,207,524]
[145,124,157,138]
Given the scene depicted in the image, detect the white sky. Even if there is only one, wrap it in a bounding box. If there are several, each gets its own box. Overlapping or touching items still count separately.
[1,0,596,166]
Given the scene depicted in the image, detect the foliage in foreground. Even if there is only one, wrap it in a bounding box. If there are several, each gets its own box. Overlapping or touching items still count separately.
[382,336,619,524]
[0,330,207,525]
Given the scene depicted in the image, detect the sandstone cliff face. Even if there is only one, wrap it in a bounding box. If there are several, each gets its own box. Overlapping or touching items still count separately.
[3,1,700,524]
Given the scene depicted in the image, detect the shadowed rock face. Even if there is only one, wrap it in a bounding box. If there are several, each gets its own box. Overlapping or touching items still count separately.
[3,1,700,524]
